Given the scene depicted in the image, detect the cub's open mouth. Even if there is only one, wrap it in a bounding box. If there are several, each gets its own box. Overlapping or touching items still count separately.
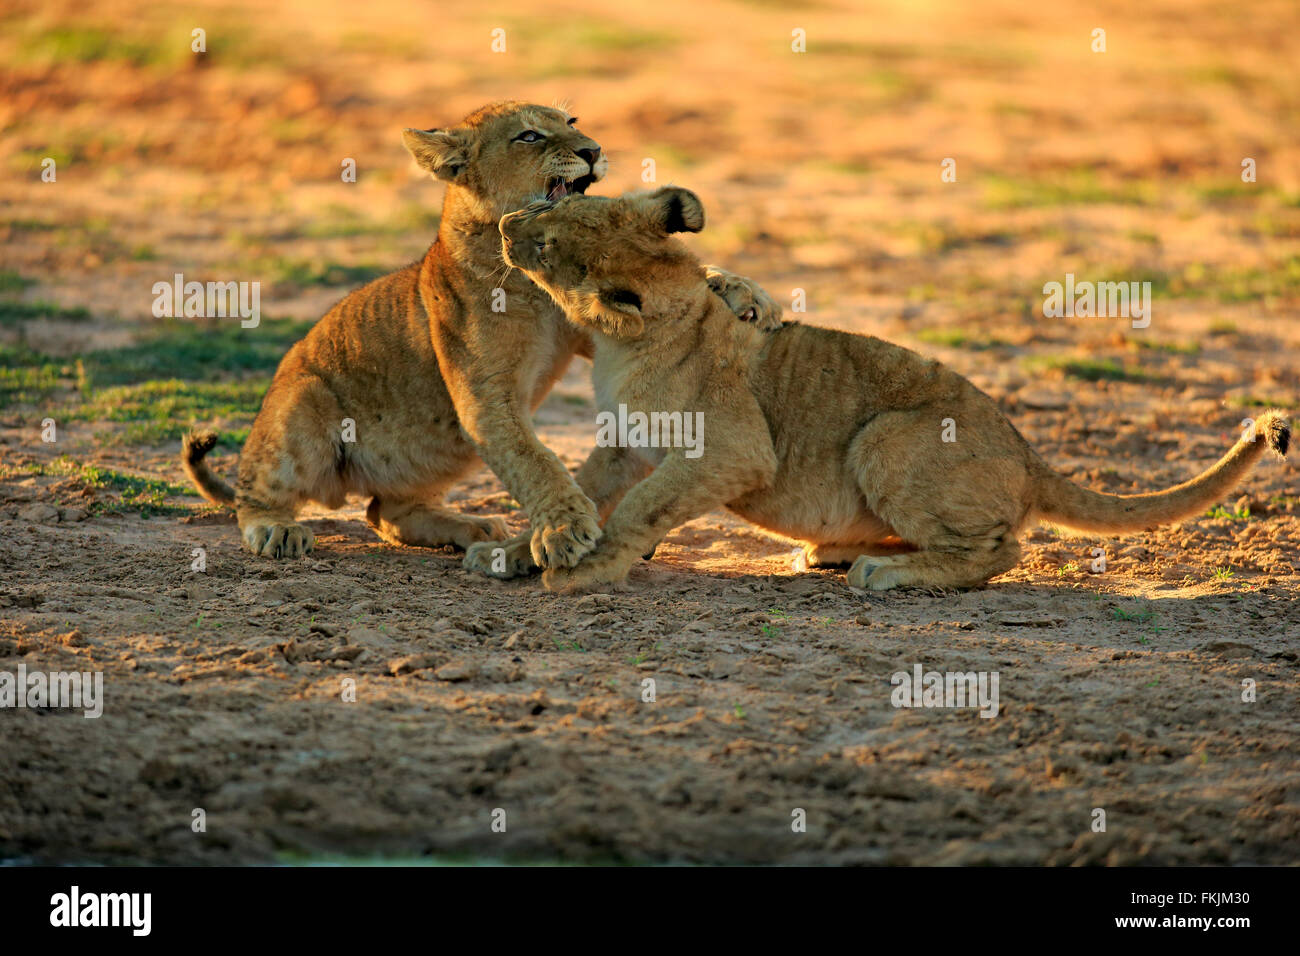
[545,173,596,201]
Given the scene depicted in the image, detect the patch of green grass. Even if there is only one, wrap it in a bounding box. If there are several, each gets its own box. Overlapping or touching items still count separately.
[0,271,35,295]
[510,20,681,77]
[916,328,1008,350]
[1227,394,1290,409]
[1188,64,1255,89]
[912,224,1015,254]
[0,457,192,516]
[302,203,440,239]
[845,67,932,104]
[1099,257,1300,304]
[981,170,1158,210]
[548,22,679,54]
[266,258,387,288]
[1194,182,1262,202]
[1247,212,1300,239]
[1207,318,1238,336]
[0,344,71,406]
[79,317,313,387]
[10,21,285,72]
[1111,605,1156,624]
[0,300,91,325]
[638,141,700,170]
[1130,338,1201,356]
[0,319,306,431]
[14,25,179,68]
[1206,504,1251,522]
[1211,566,1236,582]
[61,379,267,447]
[4,219,59,232]
[816,158,874,176]
[1023,355,1151,384]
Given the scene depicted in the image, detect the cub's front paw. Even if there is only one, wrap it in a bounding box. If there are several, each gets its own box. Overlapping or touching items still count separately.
[542,552,632,594]
[464,537,538,579]
[242,522,314,559]
[705,267,784,331]
[530,498,602,569]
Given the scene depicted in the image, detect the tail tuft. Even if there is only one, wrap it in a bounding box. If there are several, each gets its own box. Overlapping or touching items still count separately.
[181,429,236,505]
[182,429,220,463]
[1258,410,1289,458]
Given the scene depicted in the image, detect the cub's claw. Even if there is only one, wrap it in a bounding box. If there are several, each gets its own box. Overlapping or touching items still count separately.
[705,266,783,331]
[529,501,602,569]
[242,522,314,559]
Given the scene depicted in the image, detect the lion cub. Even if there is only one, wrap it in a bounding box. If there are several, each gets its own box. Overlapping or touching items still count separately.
[498,187,1290,592]
[181,102,779,567]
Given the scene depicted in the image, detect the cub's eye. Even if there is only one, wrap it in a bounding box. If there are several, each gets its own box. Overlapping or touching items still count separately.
[515,130,544,143]
[566,117,578,126]
[535,240,548,253]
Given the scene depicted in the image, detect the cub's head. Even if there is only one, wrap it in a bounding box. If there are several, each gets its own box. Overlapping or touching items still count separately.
[499,186,707,338]
[403,101,607,221]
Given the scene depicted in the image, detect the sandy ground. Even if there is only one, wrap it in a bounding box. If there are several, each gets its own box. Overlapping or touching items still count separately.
[1,0,1298,864]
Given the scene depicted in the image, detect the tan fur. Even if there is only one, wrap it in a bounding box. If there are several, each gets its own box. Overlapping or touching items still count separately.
[181,103,780,561]
[496,187,1291,592]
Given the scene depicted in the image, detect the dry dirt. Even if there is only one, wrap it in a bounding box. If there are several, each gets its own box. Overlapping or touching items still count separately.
[0,0,1297,864]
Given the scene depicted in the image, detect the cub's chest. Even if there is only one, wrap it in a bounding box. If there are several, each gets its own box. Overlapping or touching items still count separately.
[591,350,707,468]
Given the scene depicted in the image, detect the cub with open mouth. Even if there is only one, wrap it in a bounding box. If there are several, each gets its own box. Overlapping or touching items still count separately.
[499,186,1289,592]
[181,102,782,571]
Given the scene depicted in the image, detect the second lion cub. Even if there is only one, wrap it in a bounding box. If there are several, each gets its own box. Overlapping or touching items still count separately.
[498,187,1289,592]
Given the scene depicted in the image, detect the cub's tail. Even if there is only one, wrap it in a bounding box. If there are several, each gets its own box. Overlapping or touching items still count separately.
[1032,410,1288,533]
[181,430,236,505]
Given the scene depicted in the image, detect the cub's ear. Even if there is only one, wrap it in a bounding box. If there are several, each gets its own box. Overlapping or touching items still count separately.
[581,286,645,339]
[402,127,470,183]
[645,186,705,234]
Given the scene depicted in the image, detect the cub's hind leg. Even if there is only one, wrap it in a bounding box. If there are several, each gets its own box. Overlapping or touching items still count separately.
[235,376,344,559]
[845,409,1030,590]
[802,542,889,567]
[847,538,1021,591]
[367,496,507,551]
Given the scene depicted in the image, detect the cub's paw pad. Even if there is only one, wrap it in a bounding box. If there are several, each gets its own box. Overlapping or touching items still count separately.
[530,506,602,569]
[244,523,314,559]
[464,538,538,579]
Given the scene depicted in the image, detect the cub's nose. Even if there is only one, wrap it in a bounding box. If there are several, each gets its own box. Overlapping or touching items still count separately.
[576,146,601,167]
